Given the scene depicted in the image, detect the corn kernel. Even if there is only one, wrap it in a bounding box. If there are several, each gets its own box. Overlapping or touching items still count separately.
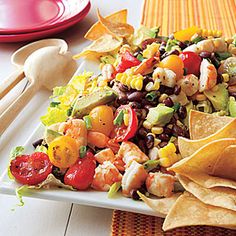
[151,127,163,135]
[124,114,129,126]
[143,120,152,130]
[222,73,230,83]
[159,158,172,167]
[154,138,161,147]
[196,93,207,101]
[143,42,160,58]
[159,93,168,103]
[153,80,160,90]
[145,82,154,91]
[216,30,222,37]
[135,79,143,91]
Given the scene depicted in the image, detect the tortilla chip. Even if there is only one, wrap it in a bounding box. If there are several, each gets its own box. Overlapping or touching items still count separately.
[163,192,236,231]
[189,110,233,140]
[178,119,236,158]
[170,138,236,174]
[178,175,236,211]
[73,34,122,59]
[85,9,127,41]
[138,191,181,216]
[212,145,236,181]
[97,10,134,38]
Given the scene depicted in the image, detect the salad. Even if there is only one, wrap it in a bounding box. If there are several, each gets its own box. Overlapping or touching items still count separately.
[8,9,236,231]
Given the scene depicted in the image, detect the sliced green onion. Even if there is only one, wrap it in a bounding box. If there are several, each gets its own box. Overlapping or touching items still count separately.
[108,182,121,198]
[143,160,160,172]
[137,54,144,62]
[113,110,124,126]
[146,91,158,102]
[79,146,87,158]
[83,115,92,129]
[172,103,181,112]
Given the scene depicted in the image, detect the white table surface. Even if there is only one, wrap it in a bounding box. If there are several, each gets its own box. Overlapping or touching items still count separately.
[0,1,143,235]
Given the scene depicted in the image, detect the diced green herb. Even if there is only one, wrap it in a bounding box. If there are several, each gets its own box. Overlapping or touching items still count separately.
[172,103,181,112]
[108,182,121,198]
[192,36,205,44]
[215,52,232,61]
[113,110,124,126]
[83,115,92,129]
[50,101,60,107]
[143,160,160,172]
[79,146,87,158]
[137,54,144,62]
[146,91,158,101]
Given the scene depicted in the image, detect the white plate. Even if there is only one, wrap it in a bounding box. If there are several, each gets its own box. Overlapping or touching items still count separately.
[0,59,164,218]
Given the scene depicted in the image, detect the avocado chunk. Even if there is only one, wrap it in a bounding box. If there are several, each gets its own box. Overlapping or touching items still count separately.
[204,83,229,111]
[146,104,174,126]
[72,89,117,118]
[229,96,236,117]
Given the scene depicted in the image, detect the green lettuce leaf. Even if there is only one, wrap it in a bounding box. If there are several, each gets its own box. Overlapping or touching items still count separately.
[16,185,32,207]
[40,107,68,126]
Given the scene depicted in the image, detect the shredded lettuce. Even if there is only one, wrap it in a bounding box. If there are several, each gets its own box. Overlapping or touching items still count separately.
[108,182,121,198]
[131,25,160,46]
[8,146,25,180]
[40,107,68,126]
[16,185,32,207]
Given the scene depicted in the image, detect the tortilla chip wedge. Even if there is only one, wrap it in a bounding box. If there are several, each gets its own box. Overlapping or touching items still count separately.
[138,191,181,216]
[170,138,236,174]
[163,192,236,231]
[97,10,134,38]
[189,110,233,140]
[85,9,128,41]
[178,119,236,158]
[212,145,236,181]
[178,175,236,211]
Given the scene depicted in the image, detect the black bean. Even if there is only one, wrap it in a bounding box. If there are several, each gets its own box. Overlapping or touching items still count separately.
[127,91,144,102]
[159,141,168,148]
[178,41,187,50]
[144,104,153,112]
[217,74,223,84]
[199,51,212,58]
[138,139,147,153]
[130,190,140,200]
[32,139,44,149]
[178,106,187,119]
[163,97,174,107]
[173,124,185,137]
[169,116,177,124]
[118,83,129,92]
[164,127,173,135]
[158,133,170,142]
[143,76,153,87]
[160,85,174,95]
[174,85,181,95]
[230,92,236,98]
[159,46,166,55]
[138,127,148,137]
[130,101,142,109]
[145,134,154,149]
[118,94,128,104]
[141,38,160,50]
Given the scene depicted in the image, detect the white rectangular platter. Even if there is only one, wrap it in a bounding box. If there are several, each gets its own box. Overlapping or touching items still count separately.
[0,59,164,218]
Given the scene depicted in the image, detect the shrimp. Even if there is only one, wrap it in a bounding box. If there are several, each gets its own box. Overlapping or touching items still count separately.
[122,161,148,197]
[177,74,199,96]
[95,148,115,164]
[199,59,217,92]
[118,141,149,167]
[145,172,176,197]
[153,67,176,88]
[58,119,87,147]
[91,161,122,191]
[87,131,109,148]
[101,64,115,82]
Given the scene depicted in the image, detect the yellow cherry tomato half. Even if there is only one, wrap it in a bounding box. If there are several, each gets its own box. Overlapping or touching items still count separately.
[160,55,184,80]
[89,105,114,136]
[48,136,79,168]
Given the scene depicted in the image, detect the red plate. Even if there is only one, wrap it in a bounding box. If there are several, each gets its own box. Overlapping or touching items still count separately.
[0,2,90,43]
[0,0,90,34]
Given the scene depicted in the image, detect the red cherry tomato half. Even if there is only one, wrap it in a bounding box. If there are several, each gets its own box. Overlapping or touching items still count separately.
[64,152,96,190]
[116,51,141,73]
[112,105,138,142]
[179,51,202,76]
[10,152,53,185]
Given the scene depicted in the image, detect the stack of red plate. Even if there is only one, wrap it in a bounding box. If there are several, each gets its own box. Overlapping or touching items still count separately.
[0,0,91,43]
